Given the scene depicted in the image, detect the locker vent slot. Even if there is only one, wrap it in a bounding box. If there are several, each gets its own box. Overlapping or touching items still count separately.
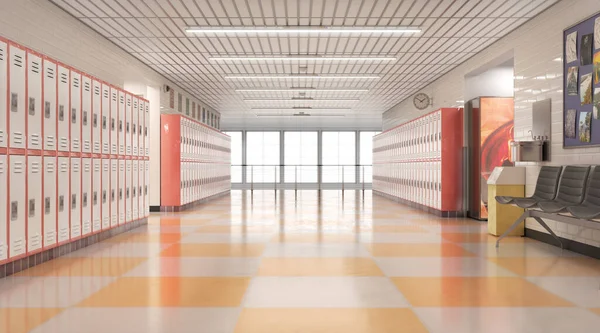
[112,93,117,101]
[31,162,41,173]
[73,77,80,88]
[83,111,88,126]
[10,93,18,112]
[46,67,54,79]
[60,73,68,83]
[72,194,77,209]
[93,191,97,206]
[59,195,64,212]
[31,61,40,73]
[127,99,131,107]
[94,86,100,95]
[59,105,64,121]
[29,97,36,115]
[93,114,98,128]
[0,48,3,60]
[120,96,124,103]
[84,81,90,92]
[45,197,51,214]
[13,54,23,67]
[11,202,18,220]
[29,199,35,217]
[103,90,109,98]
[45,101,51,118]
[71,108,77,123]
[12,161,24,173]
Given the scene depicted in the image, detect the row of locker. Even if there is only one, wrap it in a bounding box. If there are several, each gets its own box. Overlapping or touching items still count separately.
[171,89,221,130]
[0,38,149,156]
[180,162,231,205]
[373,162,443,210]
[0,155,149,262]
[180,117,230,162]
[373,111,443,163]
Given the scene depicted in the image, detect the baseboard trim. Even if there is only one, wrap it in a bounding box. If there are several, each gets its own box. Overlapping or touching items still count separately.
[373,190,464,217]
[149,206,161,212]
[526,228,600,260]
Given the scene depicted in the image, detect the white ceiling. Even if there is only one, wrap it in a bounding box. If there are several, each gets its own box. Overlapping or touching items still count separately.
[49,0,559,118]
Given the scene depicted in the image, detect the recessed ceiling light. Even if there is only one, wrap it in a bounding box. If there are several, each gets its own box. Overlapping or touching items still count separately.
[242,98,361,102]
[236,88,369,92]
[211,56,396,62]
[224,74,380,79]
[186,26,421,34]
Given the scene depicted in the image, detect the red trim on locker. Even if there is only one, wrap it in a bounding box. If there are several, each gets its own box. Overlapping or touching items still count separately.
[28,150,42,156]
[3,37,8,262]
[0,148,6,154]
[7,148,26,155]
[57,151,70,157]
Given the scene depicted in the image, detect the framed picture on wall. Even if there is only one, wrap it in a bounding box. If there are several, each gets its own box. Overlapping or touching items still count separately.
[581,34,594,65]
[594,87,600,120]
[566,109,577,138]
[567,66,579,95]
[579,111,592,142]
[595,17,600,49]
[566,31,578,63]
[580,73,593,105]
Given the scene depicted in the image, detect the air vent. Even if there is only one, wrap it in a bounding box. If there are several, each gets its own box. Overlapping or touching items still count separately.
[112,93,117,101]
[46,67,54,79]
[94,86,100,95]
[84,82,90,92]
[31,61,40,73]
[60,73,68,83]
[0,48,4,61]
[73,77,79,88]
[13,54,23,67]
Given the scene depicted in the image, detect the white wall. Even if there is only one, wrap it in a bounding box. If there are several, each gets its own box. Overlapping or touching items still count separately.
[0,0,202,207]
[382,0,600,248]
[464,63,515,101]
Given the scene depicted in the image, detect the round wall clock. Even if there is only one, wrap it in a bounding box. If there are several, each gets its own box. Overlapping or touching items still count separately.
[413,93,431,110]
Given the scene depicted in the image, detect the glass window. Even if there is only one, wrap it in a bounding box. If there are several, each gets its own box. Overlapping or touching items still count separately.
[224,132,242,183]
[246,132,280,183]
[359,131,380,183]
[284,132,318,183]
[322,132,356,183]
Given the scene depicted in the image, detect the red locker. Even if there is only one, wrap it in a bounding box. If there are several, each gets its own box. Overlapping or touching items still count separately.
[9,44,26,149]
[43,58,57,151]
[81,75,92,153]
[27,50,42,150]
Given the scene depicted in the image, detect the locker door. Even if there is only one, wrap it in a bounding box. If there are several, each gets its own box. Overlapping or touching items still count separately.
[0,155,7,260]
[125,94,132,156]
[132,160,138,220]
[0,41,7,148]
[125,160,132,222]
[92,80,101,154]
[9,45,26,149]
[70,157,81,238]
[92,158,101,233]
[43,59,57,151]
[81,158,92,236]
[118,91,125,155]
[110,88,118,155]
[118,160,125,224]
[70,71,81,152]
[43,156,57,247]
[81,76,92,153]
[101,84,110,154]
[27,51,42,150]
[57,65,69,152]
[138,100,144,157]
[139,160,144,218]
[101,159,110,229]
[144,160,149,217]
[144,102,149,156]
[132,98,138,156]
[110,159,118,227]
[9,155,26,258]
[57,157,69,242]
[27,156,43,252]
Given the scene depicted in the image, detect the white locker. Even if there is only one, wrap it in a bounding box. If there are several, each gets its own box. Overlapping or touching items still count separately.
[110,159,118,227]
[43,59,57,151]
[9,155,26,258]
[27,51,42,150]
[57,157,69,243]
[118,160,125,224]
[81,76,92,153]
[70,157,81,239]
[144,160,149,217]
[132,98,138,156]
[0,155,7,260]
[70,71,81,152]
[101,84,110,154]
[9,45,26,149]
[126,159,132,222]
[43,156,57,248]
[144,101,149,156]
[132,160,139,220]
[27,156,42,252]
[138,100,144,157]
[110,88,118,155]
[101,159,110,229]
[92,158,101,233]
[57,65,69,152]
[92,80,101,154]
[81,158,92,236]
[0,41,7,148]
[139,160,145,218]
[125,94,132,156]
[118,91,125,155]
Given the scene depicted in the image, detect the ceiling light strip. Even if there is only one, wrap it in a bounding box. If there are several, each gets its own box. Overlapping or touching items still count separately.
[236,88,369,92]
[211,56,396,62]
[242,98,361,102]
[224,75,380,79]
[186,26,421,34]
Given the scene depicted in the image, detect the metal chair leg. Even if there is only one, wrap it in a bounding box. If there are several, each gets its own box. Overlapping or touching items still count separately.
[533,216,564,249]
[496,210,530,248]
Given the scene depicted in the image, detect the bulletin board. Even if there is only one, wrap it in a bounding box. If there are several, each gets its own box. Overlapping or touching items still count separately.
[563,11,600,148]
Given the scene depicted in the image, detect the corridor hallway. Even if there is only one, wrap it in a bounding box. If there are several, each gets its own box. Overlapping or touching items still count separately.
[1,190,600,333]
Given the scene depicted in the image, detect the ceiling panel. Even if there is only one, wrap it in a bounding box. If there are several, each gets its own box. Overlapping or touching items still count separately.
[50,0,559,117]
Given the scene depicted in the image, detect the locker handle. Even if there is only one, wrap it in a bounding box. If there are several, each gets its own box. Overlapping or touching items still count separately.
[45,197,51,214]
[59,195,65,212]
[29,97,36,115]
[29,199,36,217]
[59,105,65,121]
[83,111,88,126]
[103,190,107,204]
[45,101,51,119]
[83,193,88,207]
[10,93,18,112]
[10,201,18,221]
[93,114,98,128]
[72,194,77,209]
[102,116,107,129]
[71,108,77,124]
[93,191,98,205]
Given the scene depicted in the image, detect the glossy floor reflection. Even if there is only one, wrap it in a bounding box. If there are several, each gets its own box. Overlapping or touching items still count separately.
[2,190,600,333]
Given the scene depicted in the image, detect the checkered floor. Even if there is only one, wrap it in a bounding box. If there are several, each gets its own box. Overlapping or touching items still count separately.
[2,190,600,333]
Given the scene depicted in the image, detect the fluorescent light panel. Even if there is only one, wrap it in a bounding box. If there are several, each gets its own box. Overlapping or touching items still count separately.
[224,74,380,79]
[211,56,396,62]
[251,108,352,111]
[186,26,420,34]
[236,88,369,92]
[243,98,361,102]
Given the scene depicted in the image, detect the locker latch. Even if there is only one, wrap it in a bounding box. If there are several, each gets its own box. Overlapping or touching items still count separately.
[71,108,77,124]
[126,188,130,199]
[59,195,64,212]
[83,111,88,126]
[10,201,18,221]
[119,189,123,200]
[29,97,36,115]
[133,187,136,197]
[83,193,88,207]
[10,93,17,112]
[93,114,98,128]
[126,122,130,134]
[119,120,123,132]
[103,190,107,204]
[93,191,98,205]
[102,116,107,129]
[45,197,51,214]
[111,118,115,131]
[59,105,65,121]
[45,101,51,119]
[111,189,116,202]
[133,124,136,134]
[139,186,142,196]
[29,199,36,217]
[71,194,77,209]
